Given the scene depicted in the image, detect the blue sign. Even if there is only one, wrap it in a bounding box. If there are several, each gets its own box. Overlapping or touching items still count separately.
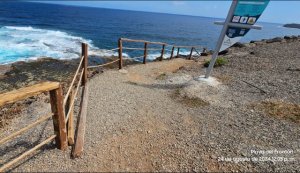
[206,0,270,78]
[220,0,270,51]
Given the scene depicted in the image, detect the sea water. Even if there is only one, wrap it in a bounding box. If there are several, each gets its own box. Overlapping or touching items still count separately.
[0,2,300,64]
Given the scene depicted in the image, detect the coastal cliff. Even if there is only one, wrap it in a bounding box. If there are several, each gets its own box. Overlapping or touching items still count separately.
[283,23,300,29]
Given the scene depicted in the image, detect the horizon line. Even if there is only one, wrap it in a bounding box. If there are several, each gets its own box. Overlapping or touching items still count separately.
[29,1,283,25]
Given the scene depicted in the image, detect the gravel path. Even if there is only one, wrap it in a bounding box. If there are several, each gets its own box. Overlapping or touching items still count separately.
[1,37,300,172]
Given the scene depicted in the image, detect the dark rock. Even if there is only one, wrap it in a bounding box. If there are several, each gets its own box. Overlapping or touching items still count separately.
[266,37,283,43]
[88,68,103,78]
[208,50,214,55]
[232,42,245,48]
[218,50,228,55]
[283,23,300,29]
[284,35,298,40]
[284,36,292,40]
[250,51,255,55]
[291,35,298,39]
[201,52,209,56]
[200,48,209,56]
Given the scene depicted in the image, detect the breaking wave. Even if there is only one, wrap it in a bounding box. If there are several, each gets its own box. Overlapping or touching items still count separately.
[0,26,127,64]
[0,26,197,64]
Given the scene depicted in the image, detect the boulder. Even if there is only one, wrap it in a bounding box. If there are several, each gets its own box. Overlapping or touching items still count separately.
[266,37,283,43]
[201,52,209,56]
[232,42,246,48]
[284,36,292,40]
[218,49,229,55]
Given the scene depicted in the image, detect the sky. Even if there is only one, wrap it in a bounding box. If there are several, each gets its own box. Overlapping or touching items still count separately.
[37,1,300,24]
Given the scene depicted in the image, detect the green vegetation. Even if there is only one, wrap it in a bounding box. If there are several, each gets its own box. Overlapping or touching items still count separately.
[204,57,228,67]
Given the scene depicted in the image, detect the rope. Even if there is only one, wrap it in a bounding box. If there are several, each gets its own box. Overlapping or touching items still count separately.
[123,55,144,61]
[123,47,162,51]
[193,48,202,56]
[87,59,120,69]
[107,47,119,51]
[65,69,84,123]
[64,55,84,106]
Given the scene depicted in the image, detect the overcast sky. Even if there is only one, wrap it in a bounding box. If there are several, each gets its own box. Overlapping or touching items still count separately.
[37,1,300,24]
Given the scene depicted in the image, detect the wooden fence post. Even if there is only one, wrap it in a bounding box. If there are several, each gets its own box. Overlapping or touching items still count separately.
[143,42,148,64]
[118,38,123,69]
[170,46,175,59]
[177,47,180,58]
[67,89,75,145]
[49,85,68,150]
[160,44,165,61]
[189,47,194,60]
[82,43,88,86]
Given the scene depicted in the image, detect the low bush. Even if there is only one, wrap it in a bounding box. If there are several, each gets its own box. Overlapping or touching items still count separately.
[204,57,228,67]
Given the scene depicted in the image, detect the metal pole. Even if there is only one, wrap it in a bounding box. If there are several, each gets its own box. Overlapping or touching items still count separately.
[205,0,238,78]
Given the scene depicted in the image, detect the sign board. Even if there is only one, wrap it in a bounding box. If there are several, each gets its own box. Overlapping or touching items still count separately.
[220,0,270,51]
[205,0,269,78]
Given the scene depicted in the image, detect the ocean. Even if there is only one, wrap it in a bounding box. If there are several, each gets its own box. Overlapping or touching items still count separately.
[0,1,300,64]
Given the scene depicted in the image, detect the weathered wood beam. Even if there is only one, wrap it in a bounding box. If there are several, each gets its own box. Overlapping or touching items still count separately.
[49,85,68,150]
[189,47,194,60]
[67,89,75,145]
[72,83,89,158]
[143,42,148,64]
[81,43,88,86]
[160,44,165,61]
[118,38,123,69]
[0,82,59,107]
[170,46,175,59]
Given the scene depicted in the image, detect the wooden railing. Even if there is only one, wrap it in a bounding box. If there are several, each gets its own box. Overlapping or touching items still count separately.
[87,38,204,70]
[0,43,89,171]
[117,38,203,69]
[0,82,66,172]
[0,39,203,171]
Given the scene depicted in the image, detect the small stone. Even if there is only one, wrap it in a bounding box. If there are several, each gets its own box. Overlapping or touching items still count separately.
[119,69,128,74]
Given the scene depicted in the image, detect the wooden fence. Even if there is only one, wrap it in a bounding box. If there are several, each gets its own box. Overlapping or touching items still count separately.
[88,37,204,70]
[0,38,204,171]
[0,43,89,171]
[118,38,203,69]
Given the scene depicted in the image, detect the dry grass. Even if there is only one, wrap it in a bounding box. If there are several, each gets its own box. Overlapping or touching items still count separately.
[155,73,167,80]
[215,74,232,84]
[0,103,24,128]
[257,100,300,123]
[171,88,210,108]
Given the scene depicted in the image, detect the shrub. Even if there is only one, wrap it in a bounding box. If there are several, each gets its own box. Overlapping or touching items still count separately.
[204,57,228,67]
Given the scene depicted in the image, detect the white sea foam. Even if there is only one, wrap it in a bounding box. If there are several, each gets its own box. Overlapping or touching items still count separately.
[0,26,198,64]
[0,26,97,64]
